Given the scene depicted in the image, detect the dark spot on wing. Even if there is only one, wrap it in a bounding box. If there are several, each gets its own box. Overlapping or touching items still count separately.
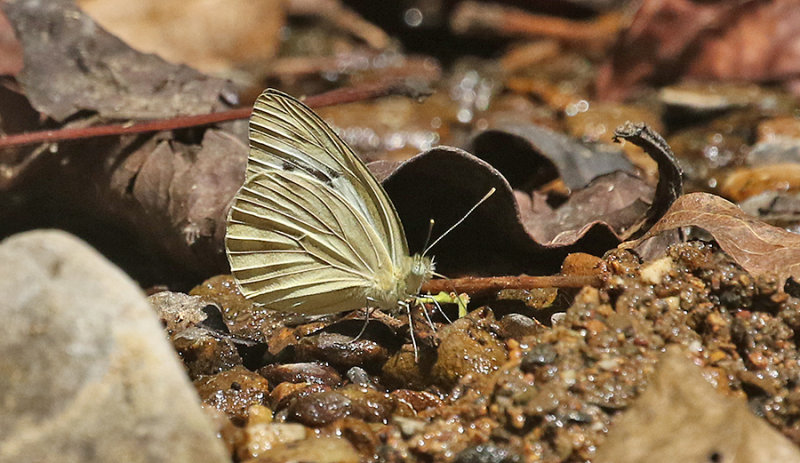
[281,158,341,185]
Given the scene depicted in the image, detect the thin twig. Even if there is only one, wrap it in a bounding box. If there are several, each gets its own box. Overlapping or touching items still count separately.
[0,78,433,150]
[421,274,602,298]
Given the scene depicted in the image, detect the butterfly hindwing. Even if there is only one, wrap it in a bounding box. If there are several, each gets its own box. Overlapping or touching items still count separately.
[227,169,389,313]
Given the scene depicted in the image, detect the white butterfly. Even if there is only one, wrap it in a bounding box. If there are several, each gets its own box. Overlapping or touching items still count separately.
[225,89,434,314]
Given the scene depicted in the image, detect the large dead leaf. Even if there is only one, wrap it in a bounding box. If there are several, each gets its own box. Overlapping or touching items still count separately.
[596,346,800,463]
[627,192,800,284]
[1,0,235,121]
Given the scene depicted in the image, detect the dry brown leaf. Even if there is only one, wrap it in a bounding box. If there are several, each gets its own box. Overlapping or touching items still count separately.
[627,192,800,284]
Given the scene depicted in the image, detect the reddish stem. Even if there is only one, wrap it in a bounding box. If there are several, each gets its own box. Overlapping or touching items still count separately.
[0,79,430,150]
[421,274,602,297]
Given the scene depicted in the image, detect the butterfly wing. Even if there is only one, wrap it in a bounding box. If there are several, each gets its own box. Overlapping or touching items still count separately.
[226,89,410,313]
[246,89,409,262]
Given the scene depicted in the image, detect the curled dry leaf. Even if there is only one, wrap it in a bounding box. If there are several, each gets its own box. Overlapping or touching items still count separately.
[378,122,681,277]
[626,192,800,285]
[469,123,634,191]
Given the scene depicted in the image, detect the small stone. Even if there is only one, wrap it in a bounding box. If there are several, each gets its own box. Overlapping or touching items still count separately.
[237,422,308,461]
[430,309,508,388]
[640,256,674,285]
[497,313,543,339]
[269,382,329,412]
[287,391,354,427]
[345,366,375,388]
[453,444,523,463]
[520,344,558,372]
[258,362,342,388]
[148,291,210,335]
[150,290,242,378]
[390,389,442,416]
[240,436,359,463]
[295,332,390,370]
[287,385,395,427]
[194,365,270,425]
[393,416,427,437]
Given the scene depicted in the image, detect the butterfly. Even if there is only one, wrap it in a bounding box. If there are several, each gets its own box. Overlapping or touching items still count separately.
[225,89,435,315]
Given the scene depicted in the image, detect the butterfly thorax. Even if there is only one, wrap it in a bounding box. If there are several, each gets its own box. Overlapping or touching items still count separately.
[367,254,434,310]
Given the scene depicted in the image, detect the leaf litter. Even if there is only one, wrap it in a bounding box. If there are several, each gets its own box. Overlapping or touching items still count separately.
[4,0,800,462]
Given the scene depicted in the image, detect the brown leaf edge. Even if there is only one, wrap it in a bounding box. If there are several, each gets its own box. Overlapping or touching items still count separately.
[624,192,800,286]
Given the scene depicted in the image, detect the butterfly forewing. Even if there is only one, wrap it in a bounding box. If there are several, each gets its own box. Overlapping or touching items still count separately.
[247,90,409,262]
[226,89,416,314]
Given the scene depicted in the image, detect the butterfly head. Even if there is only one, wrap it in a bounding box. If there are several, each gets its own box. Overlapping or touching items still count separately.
[368,254,434,310]
[406,253,434,295]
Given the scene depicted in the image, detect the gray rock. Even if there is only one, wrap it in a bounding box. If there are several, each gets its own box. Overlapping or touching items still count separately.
[0,230,229,463]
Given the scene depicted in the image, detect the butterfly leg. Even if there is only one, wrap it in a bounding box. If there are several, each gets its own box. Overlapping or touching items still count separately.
[401,301,419,362]
[349,300,376,343]
[418,298,437,333]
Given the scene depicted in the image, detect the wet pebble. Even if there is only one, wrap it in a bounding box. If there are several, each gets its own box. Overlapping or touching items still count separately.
[497,313,543,339]
[287,385,395,426]
[345,366,375,388]
[240,436,359,463]
[237,422,308,461]
[258,362,342,387]
[194,365,271,425]
[431,309,508,388]
[149,291,211,335]
[269,381,329,412]
[391,389,442,416]
[295,332,390,370]
[287,390,355,427]
[150,290,242,378]
[453,444,523,463]
[520,343,558,372]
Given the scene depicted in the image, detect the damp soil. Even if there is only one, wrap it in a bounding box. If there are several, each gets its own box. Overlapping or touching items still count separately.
[162,240,800,462]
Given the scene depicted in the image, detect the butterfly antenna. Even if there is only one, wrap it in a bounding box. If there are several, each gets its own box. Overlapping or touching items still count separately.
[421,219,436,252]
[423,187,496,255]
